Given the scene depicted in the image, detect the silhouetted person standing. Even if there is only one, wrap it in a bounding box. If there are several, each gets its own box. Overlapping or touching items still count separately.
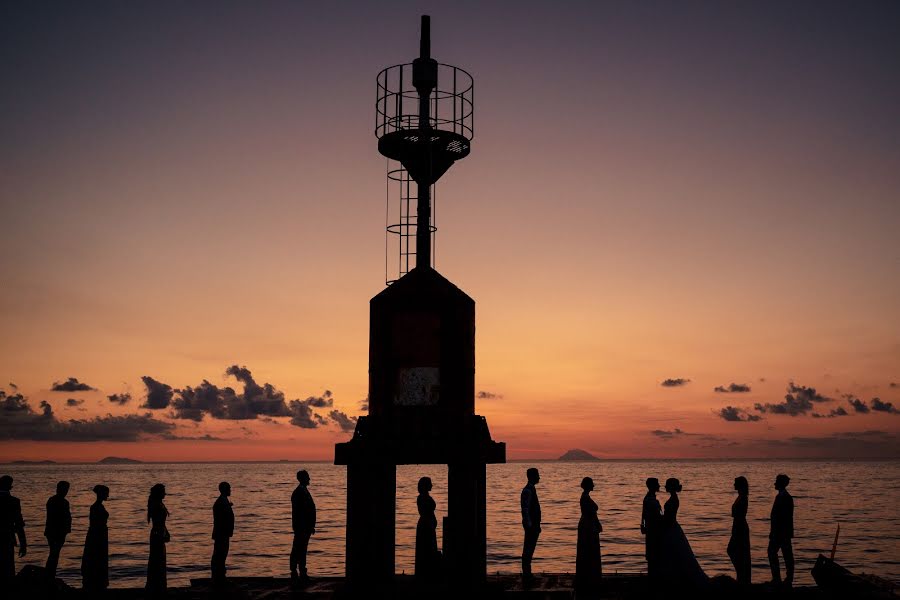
[520,467,541,582]
[575,477,602,594]
[727,476,751,585]
[44,480,71,580]
[145,483,169,597]
[640,477,661,580]
[768,473,794,588]
[290,470,315,586]
[415,476,440,580]
[0,475,26,586]
[81,485,109,593]
[211,481,234,585]
[657,478,708,588]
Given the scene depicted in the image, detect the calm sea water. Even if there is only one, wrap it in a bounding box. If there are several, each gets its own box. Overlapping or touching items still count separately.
[3,461,898,588]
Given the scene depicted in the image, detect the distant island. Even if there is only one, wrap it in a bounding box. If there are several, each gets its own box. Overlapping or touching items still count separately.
[558,449,600,461]
[11,460,57,465]
[98,456,143,464]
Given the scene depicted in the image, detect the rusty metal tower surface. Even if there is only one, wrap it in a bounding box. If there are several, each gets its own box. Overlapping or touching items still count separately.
[335,15,506,588]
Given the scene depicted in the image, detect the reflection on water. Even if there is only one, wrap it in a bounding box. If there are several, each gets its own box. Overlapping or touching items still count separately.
[5,460,898,587]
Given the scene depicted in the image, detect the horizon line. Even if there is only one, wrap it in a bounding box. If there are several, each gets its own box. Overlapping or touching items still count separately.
[4,456,899,465]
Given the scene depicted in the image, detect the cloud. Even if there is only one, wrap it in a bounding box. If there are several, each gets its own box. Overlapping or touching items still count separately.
[0,391,176,442]
[65,398,84,407]
[754,382,832,416]
[161,433,227,441]
[171,367,304,421]
[141,376,174,409]
[477,390,503,400]
[328,409,358,433]
[107,392,131,405]
[288,398,328,429]
[51,377,95,392]
[812,406,849,418]
[162,365,347,430]
[714,383,751,393]
[651,428,728,444]
[871,398,899,414]
[359,397,369,411]
[222,365,295,416]
[660,378,690,387]
[1,392,31,414]
[890,382,898,389]
[759,431,900,458]
[9,383,18,391]
[717,406,762,422]
[171,380,227,421]
[303,390,334,409]
[846,395,870,414]
[651,428,685,439]
[842,395,897,415]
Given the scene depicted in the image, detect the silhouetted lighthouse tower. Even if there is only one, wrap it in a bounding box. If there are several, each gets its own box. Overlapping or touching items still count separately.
[335,15,506,587]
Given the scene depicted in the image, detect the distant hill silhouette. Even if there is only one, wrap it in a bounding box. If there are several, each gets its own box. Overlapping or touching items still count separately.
[558,449,600,461]
[11,460,57,464]
[98,456,142,464]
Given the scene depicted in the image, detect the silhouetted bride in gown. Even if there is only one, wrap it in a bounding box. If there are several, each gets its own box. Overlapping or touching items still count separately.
[81,484,109,592]
[146,483,169,597]
[657,478,708,588]
[415,477,440,580]
[575,477,602,593]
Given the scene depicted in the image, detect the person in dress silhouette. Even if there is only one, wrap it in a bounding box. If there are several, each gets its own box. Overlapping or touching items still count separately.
[415,476,440,581]
[520,467,541,582]
[211,481,234,585]
[145,483,169,597]
[657,478,708,588]
[727,476,751,585]
[81,484,109,593]
[290,470,316,586]
[640,477,662,580]
[44,480,71,580]
[575,477,602,593]
[768,473,794,588]
[0,475,26,586]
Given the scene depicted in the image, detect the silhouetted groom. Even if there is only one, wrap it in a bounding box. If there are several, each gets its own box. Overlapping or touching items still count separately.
[290,470,316,586]
[641,477,662,580]
[211,481,234,585]
[520,468,541,582]
[44,480,71,580]
[768,473,794,587]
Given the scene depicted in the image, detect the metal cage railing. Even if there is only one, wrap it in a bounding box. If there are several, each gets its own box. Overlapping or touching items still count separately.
[375,63,474,141]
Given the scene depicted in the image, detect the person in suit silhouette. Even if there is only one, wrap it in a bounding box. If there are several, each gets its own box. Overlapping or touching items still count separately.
[415,476,440,581]
[0,475,26,585]
[81,484,109,593]
[211,481,234,585]
[575,476,602,593]
[44,480,71,580]
[520,467,541,582]
[145,483,169,597]
[640,477,662,580]
[290,470,316,586]
[768,473,794,587]
[727,476,751,585]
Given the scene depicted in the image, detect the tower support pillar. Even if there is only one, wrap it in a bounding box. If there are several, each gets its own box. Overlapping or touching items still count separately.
[345,461,396,584]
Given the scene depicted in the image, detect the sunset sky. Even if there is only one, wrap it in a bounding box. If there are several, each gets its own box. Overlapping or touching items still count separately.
[2,1,899,462]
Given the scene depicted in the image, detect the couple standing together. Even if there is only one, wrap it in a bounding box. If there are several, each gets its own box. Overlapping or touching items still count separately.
[640,477,707,588]
[520,468,602,592]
